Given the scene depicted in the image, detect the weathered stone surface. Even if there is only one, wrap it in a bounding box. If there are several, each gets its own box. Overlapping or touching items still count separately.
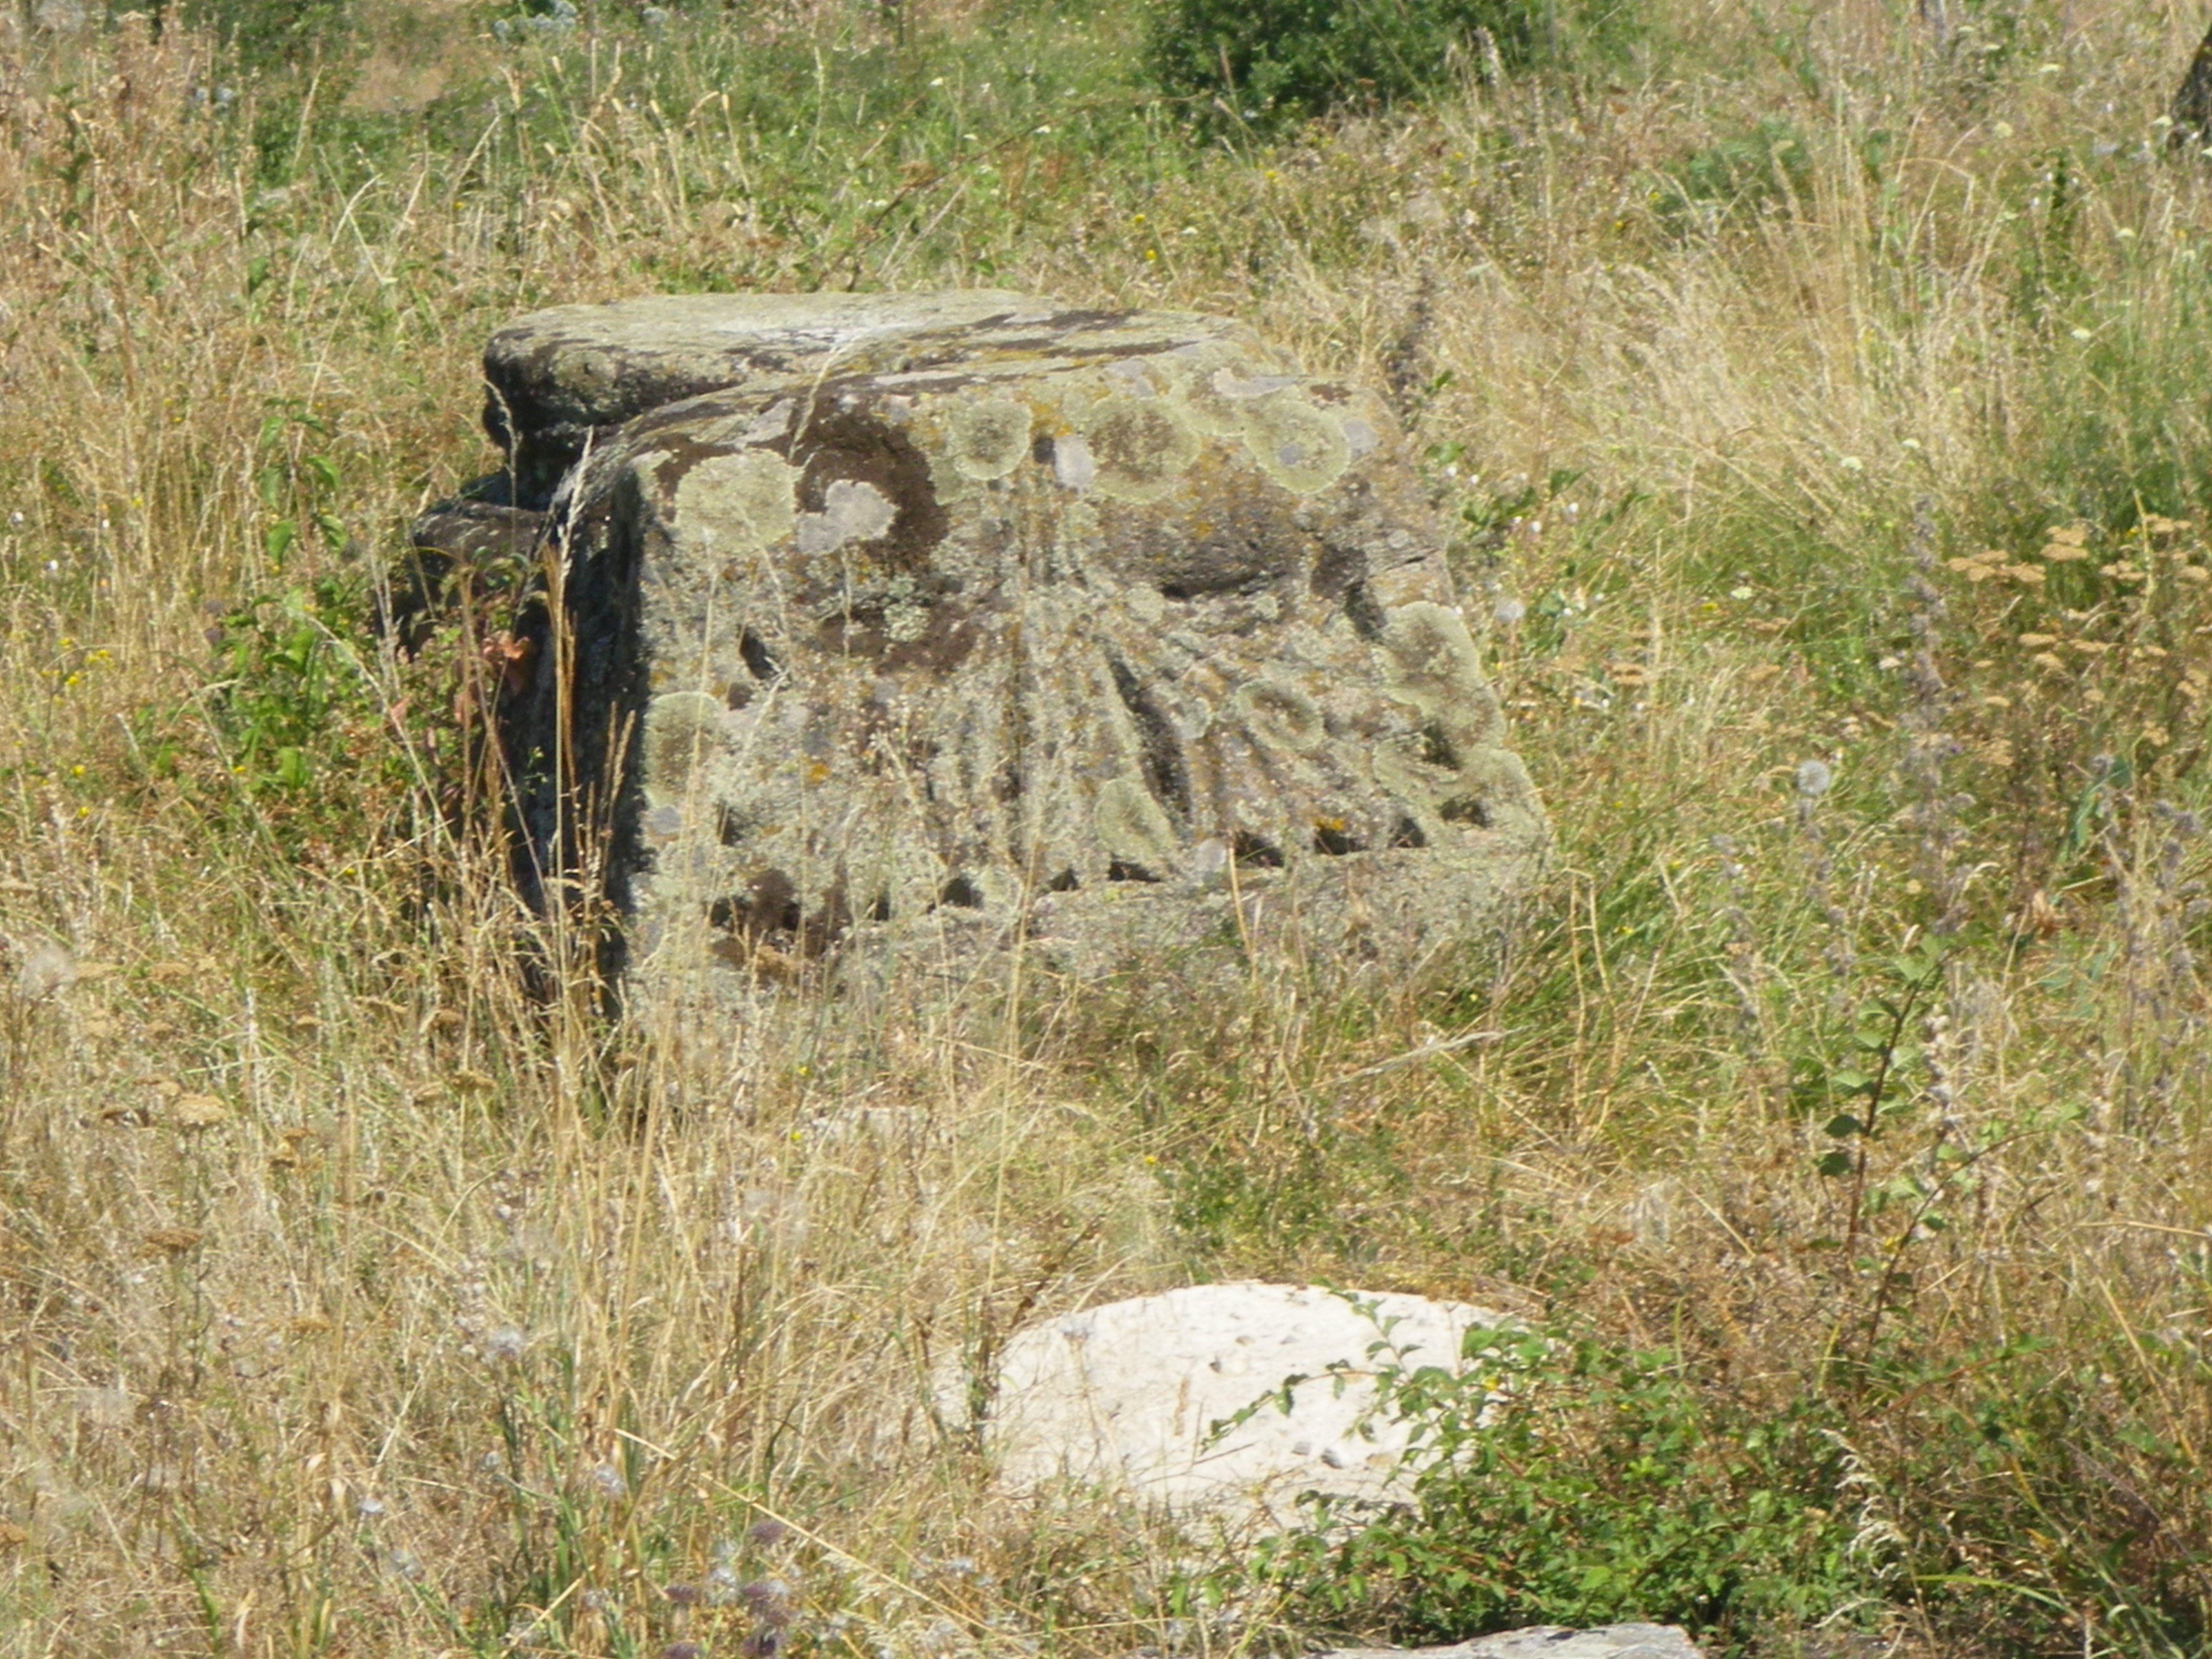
[1320,1627,1704,1659]
[957,1282,1508,1526]
[478,291,1546,997]
[483,291,1249,510]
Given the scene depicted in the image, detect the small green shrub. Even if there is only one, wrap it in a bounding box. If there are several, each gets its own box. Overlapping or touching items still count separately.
[167,0,354,76]
[1145,0,1609,131]
[1232,1325,1890,1656]
[1210,1314,2212,1657]
[1650,117,1813,231]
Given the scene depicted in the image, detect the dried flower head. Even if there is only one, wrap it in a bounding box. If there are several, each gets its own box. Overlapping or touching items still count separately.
[171,1094,231,1129]
[1794,759,1834,799]
[746,1517,794,1548]
[738,1577,792,1610]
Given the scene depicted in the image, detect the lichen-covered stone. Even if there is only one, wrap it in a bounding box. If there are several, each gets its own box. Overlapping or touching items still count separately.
[482,291,1546,1000]
[483,291,1249,509]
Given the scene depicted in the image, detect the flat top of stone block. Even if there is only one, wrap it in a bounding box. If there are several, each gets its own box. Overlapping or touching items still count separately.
[485,289,1264,442]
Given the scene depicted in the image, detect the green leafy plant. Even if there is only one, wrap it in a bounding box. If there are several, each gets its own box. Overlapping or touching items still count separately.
[205,573,372,797]
[1145,0,1608,132]
[1801,940,1944,1259]
[1651,117,1813,232]
[171,0,356,77]
[1230,1324,1893,1656]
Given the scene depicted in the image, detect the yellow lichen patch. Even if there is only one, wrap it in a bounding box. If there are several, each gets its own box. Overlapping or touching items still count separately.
[1082,396,1200,504]
[672,448,799,555]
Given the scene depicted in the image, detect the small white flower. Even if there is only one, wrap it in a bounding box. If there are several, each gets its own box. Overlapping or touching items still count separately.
[1795,759,1834,798]
[1493,596,1526,626]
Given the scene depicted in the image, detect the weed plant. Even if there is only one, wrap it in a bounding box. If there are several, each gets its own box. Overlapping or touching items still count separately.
[3,2,2212,1656]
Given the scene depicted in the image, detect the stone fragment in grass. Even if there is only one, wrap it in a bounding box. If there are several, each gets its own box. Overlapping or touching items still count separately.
[460,291,1547,1003]
[958,1281,1510,1529]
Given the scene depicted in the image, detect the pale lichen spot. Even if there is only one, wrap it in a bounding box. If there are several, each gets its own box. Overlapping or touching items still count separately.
[1083,397,1199,504]
[1159,347,1284,436]
[1381,602,1486,700]
[946,398,1034,481]
[1093,776,1180,870]
[1213,367,1301,400]
[643,803,686,847]
[642,691,731,802]
[742,398,796,445]
[1378,601,1501,752]
[1241,395,1350,494]
[1189,836,1230,886]
[1053,431,1097,492]
[1235,679,1325,753]
[879,577,933,643]
[796,478,898,554]
[674,449,799,555]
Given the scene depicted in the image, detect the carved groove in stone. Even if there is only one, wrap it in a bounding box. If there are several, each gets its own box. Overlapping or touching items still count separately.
[449,291,1548,999]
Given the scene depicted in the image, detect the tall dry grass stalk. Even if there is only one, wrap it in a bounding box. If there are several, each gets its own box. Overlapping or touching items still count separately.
[2,2,2212,1655]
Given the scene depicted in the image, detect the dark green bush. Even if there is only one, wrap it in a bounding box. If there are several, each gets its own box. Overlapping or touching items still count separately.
[163,0,354,76]
[1234,1326,1888,1655]
[1213,1319,2212,1657]
[1650,116,1813,232]
[1145,0,1627,131]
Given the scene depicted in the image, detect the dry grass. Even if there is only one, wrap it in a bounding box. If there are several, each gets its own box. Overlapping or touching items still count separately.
[4,2,2212,1655]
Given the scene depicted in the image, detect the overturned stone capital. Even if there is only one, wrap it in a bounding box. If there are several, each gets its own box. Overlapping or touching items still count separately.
[453,291,1546,1001]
